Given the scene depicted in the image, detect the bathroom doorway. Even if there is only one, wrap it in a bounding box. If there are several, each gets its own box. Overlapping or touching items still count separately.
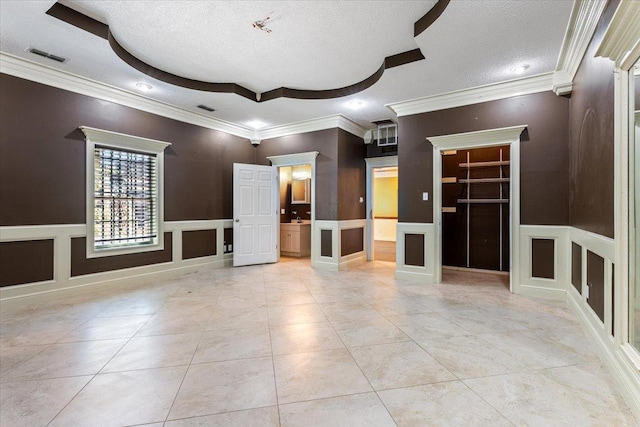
[365,155,398,263]
[278,164,313,261]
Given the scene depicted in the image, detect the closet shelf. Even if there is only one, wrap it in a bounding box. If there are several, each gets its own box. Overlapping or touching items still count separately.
[459,178,510,183]
[457,199,509,204]
[459,160,510,168]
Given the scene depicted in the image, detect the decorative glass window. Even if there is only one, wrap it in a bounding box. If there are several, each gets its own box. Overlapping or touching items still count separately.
[80,127,170,258]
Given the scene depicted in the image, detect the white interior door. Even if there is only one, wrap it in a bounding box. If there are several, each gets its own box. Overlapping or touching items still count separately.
[233,163,279,267]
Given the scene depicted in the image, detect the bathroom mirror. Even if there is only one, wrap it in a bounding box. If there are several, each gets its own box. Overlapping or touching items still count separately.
[630,58,640,351]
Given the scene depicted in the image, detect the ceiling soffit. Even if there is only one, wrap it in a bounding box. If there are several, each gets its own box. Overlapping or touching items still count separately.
[46,0,449,103]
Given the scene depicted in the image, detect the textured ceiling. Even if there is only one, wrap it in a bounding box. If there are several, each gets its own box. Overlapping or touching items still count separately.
[0,0,574,130]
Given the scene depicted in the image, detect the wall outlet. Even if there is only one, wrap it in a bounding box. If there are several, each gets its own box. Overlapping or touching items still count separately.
[228,244,232,252]
[422,192,429,201]
[281,208,285,214]
[359,197,364,203]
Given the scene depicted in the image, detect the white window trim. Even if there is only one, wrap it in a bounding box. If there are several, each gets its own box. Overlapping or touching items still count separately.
[80,126,171,258]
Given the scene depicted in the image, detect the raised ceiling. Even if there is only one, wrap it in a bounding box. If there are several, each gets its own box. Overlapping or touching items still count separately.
[0,0,574,131]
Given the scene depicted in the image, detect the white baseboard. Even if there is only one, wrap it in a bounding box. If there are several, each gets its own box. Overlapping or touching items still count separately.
[567,288,640,420]
[339,251,367,270]
[519,283,567,300]
[313,259,339,272]
[442,265,509,276]
[395,269,434,283]
[0,255,232,300]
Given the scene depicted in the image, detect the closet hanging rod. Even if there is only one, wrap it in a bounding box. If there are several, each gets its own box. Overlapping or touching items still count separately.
[459,178,510,183]
[457,199,509,204]
[459,160,510,168]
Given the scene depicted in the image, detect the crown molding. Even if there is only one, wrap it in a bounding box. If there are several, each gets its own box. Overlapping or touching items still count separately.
[386,73,554,117]
[553,0,608,94]
[596,0,640,70]
[427,125,527,150]
[258,114,368,141]
[1,52,369,142]
[0,52,255,139]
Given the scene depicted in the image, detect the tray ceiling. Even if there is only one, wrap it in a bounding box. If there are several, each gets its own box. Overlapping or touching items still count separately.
[0,0,574,130]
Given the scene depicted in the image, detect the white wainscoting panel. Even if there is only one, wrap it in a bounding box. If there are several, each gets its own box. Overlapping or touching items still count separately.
[312,219,367,271]
[519,225,570,300]
[395,222,434,282]
[0,220,233,300]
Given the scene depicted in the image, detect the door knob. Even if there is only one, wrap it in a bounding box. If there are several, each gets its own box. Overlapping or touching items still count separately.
[235,219,239,222]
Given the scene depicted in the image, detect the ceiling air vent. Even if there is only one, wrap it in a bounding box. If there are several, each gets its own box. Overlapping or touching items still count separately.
[197,104,215,112]
[375,123,398,147]
[26,47,67,63]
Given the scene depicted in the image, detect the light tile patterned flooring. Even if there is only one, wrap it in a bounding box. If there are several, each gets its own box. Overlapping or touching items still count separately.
[0,258,636,426]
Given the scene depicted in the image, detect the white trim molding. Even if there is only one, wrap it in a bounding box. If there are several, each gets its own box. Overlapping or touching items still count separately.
[427,125,527,151]
[312,220,367,271]
[553,0,609,95]
[0,220,233,300]
[386,73,553,117]
[588,0,640,417]
[365,156,399,261]
[0,53,370,142]
[595,0,640,69]
[267,151,319,267]
[0,52,254,139]
[267,151,320,167]
[519,225,569,300]
[260,115,368,140]
[81,126,171,259]
[395,222,435,282]
[428,125,525,290]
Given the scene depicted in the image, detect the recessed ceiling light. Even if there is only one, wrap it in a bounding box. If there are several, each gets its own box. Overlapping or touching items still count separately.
[509,64,530,74]
[347,100,364,110]
[136,83,153,91]
[247,120,267,129]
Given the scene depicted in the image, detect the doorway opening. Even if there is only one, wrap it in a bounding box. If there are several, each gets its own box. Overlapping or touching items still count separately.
[429,125,525,292]
[267,151,319,267]
[372,167,398,262]
[366,155,398,264]
[441,146,510,288]
[278,164,312,263]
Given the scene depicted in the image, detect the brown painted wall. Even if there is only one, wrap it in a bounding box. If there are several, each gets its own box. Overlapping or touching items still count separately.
[258,129,339,221]
[321,229,333,257]
[568,0,619,238]
[587,250,605,322]
[0,73,254,226]
[71,233,172,276]
[531,238,555,279]
[405,234,425,267]
[182,229,217,260]
[257,128,365,222]
[571,242,582,292]
[341,228,364,256]
[0,240,54,287]
[337,129,366,220]
[398,91,570,226]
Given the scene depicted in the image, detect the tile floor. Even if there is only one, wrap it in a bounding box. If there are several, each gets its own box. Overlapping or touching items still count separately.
[0,258,637,426]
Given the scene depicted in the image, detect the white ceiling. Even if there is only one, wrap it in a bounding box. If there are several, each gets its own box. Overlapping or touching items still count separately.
[0,0,574,131]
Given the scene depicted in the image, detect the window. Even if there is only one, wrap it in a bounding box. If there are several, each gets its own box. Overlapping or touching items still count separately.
[80,127,170,258]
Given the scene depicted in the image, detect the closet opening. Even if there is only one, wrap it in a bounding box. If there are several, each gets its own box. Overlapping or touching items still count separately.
[441,146,510,287]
